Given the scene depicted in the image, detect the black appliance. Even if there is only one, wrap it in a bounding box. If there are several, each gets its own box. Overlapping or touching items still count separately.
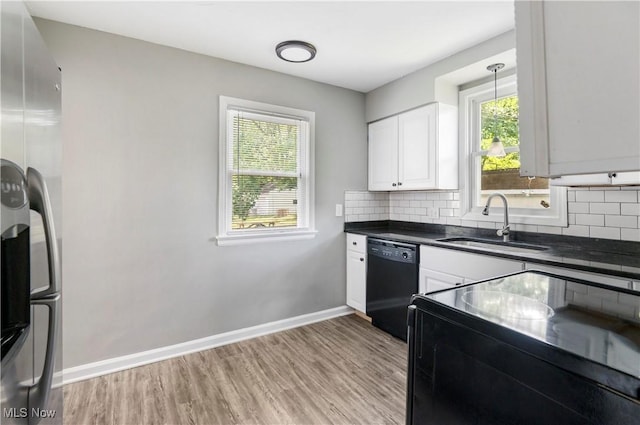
[1,160,31,361]
[366,238,419,340]
[406,270,640,425]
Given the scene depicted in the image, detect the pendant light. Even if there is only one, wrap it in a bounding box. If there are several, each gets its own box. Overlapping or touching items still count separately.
[486,63,506,157]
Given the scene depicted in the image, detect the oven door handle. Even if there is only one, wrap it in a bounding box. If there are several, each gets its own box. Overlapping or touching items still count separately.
[27,167,60,299]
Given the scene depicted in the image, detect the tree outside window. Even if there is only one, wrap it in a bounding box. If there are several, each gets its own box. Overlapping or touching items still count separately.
[217,96,315,245]
[477,94,550,210]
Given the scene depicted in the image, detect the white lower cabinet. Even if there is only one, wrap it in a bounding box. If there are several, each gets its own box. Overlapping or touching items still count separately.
[419,245,524,293]
[346,233,367,313]
[419,268,464,294]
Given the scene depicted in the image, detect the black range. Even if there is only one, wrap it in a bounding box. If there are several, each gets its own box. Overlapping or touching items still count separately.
[406,270,640,425]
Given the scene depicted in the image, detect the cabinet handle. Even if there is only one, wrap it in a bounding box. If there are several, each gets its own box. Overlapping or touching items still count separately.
[398,182,403,186]
[360,258,364,262]
[352,241,357,245]
[392,183,397,187]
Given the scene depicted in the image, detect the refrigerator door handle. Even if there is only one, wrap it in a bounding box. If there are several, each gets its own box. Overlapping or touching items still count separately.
[28,294,60,425]
[27,167,61,299]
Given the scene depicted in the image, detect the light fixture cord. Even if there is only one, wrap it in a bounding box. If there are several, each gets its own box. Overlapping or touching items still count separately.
[493,68,498,140]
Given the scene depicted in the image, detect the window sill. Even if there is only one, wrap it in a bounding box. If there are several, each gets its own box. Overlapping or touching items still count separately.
[216,229,318,246]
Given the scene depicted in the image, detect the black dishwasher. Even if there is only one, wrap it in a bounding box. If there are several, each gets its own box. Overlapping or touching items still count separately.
[366,238,419,341]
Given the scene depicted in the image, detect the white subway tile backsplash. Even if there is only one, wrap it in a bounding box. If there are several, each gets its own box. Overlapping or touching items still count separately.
[590,202,620,215]
[621,203,640,215]
[621,228,640,242]
[447,200,461,209]
[537,225,563,235]
[478,221,498,230]
[605,215,638,228]
[576,190,605,202]
[562,225,590,237]
[345,187,640,242]
[589,226,621,240]
[440,208,454,217]
[460,220,479,228]
[513,224,539,232]
[568,202,590,214]
[575,214,605,226]
[605,190,638,203]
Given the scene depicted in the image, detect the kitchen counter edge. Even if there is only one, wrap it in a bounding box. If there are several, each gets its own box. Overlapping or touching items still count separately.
[344,221,640,282]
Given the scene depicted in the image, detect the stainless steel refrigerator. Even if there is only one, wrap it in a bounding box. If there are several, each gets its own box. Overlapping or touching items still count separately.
[1,1,63,424]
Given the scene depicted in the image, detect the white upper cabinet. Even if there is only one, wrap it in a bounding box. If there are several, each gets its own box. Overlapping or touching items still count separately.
[368,115,399,190]
[516,1,640,178]
[368,103,457,191]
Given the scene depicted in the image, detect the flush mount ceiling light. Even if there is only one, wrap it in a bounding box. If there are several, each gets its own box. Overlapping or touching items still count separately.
[486,62,506,157]
[275,40,317,63]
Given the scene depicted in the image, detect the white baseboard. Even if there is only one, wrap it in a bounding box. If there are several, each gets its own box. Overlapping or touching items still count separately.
[62,305,354,385]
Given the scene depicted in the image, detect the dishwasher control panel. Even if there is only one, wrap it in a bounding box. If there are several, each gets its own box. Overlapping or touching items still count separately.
[367,238,417,264]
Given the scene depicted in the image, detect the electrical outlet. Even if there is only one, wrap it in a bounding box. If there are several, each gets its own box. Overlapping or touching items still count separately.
[335,204,343,217]
[426,207,439,218]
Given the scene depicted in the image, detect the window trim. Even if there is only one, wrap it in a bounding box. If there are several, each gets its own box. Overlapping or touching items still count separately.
[217,96,316,246]
[459,75,568,227]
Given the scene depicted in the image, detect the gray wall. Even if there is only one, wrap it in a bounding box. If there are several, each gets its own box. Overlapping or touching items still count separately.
[365,30,515,122]
[34,19,367,369]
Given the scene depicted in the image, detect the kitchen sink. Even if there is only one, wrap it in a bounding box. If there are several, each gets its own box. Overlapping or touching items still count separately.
[435,237,549,254]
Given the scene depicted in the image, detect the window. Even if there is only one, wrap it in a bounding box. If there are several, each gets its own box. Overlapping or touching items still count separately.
[217,96,315,245]
[460,74,567,226]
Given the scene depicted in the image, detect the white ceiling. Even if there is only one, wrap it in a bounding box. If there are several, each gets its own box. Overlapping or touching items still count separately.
[26,1,515,93]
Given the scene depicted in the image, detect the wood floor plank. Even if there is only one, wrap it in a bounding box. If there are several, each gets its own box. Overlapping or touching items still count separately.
[63,314,407,425]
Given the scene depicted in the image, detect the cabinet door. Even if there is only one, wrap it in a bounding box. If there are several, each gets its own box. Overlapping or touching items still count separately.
[368,116,398,191]
[516,1,640,177]
[419,268,464,294]
[346,249,366,313]
[421,245,524,283]
[398,104,436,189]
[419,268,464,307]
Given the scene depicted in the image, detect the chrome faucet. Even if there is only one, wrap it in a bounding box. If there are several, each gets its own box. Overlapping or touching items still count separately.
[482,193,510,242]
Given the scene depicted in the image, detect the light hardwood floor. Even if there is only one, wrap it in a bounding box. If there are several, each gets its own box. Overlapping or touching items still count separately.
[63,314,407,425]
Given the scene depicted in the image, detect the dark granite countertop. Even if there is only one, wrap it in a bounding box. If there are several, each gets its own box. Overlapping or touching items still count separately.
[345,220,640,281]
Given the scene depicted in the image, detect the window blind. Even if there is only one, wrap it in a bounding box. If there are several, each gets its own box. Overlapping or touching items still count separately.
[227,109,304,230]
